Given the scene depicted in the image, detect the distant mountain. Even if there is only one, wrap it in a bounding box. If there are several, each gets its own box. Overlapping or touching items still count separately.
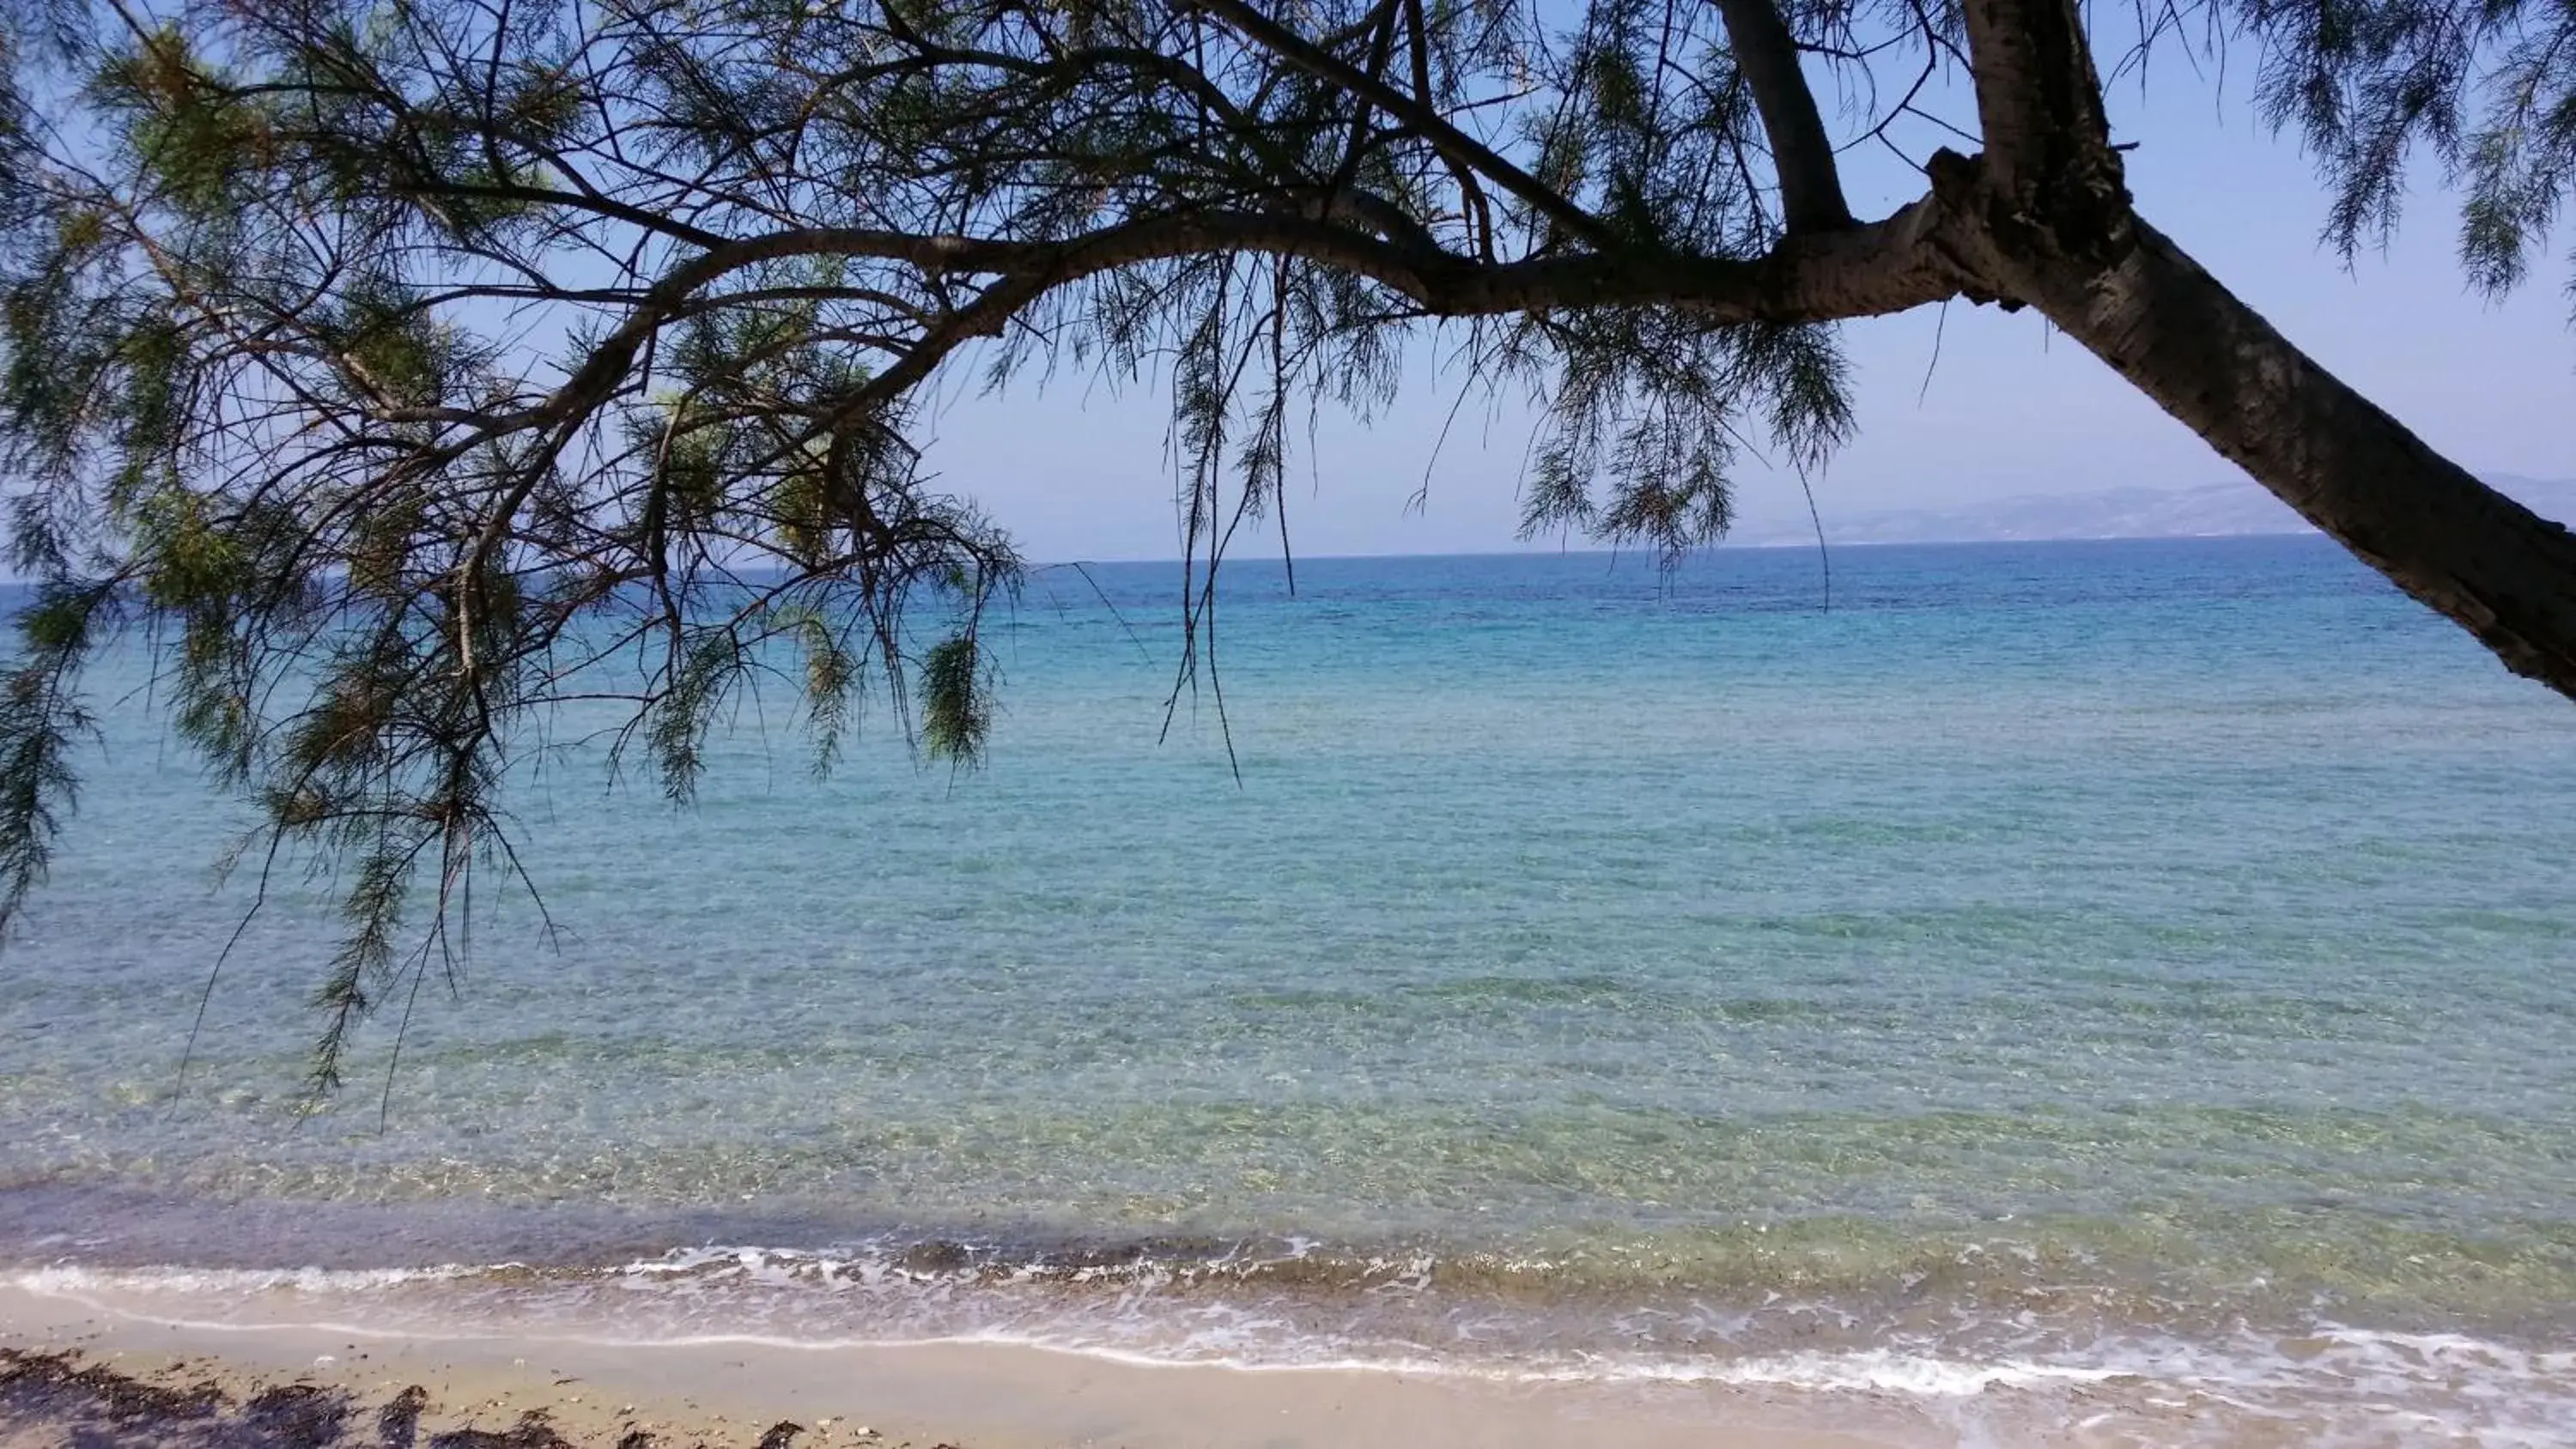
[1724,475,2576,548]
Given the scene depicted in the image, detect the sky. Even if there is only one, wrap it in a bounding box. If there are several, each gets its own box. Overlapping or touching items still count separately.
[903,48,2576,563]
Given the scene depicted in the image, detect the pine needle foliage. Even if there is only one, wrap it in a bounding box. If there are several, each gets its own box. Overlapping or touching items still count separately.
[2,0,2573,1083]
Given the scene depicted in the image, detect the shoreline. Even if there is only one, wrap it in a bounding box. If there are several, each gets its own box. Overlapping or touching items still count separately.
[13,1256,2576,1446]
[0,1284,1899,1449]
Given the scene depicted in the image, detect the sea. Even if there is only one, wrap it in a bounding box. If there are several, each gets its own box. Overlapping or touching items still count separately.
[3,535,2573,1446]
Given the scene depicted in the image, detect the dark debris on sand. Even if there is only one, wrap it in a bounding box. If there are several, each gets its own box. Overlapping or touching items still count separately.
[0,1349,870,1449]
[424,1409,580,1449]
[2,1349,230,1426]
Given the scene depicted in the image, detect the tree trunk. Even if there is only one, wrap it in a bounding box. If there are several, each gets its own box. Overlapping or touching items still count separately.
[2004,214,2576,701]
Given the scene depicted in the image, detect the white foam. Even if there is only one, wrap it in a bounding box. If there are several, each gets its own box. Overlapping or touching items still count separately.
[1577,1349,2135,1396]
[7,1262,489,1297]
[14,1253,2576,1445]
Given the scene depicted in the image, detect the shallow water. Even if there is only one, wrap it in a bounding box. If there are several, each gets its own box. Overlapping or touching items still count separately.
[4,537,2575,1444]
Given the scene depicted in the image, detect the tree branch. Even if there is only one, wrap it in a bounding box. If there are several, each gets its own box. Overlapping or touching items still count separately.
[1956,0,2124,237]
[1401,0,1497,257]
[1713,0,1854,232]
[616,204,1969,336]
[2014,207,2576,700]
[1179,0,1614,249]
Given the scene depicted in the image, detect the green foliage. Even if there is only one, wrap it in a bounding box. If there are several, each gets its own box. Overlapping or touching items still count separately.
[646,630,745,804]
[100,26,273,213]
[2239,0,2576,302]
[918,632,993,767]
[780,604,860,776]
[0,580,111,934]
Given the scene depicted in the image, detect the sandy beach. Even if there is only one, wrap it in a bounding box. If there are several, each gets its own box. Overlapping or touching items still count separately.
[0,1283,1908,1449]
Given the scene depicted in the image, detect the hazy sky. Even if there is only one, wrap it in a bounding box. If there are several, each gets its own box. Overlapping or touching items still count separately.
[909,57,2576,563]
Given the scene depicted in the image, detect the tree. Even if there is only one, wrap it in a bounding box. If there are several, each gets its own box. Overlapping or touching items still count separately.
[1,0,2571,1079]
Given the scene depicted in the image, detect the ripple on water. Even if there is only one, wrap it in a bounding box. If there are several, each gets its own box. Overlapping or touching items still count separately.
[3,542,2575,1444]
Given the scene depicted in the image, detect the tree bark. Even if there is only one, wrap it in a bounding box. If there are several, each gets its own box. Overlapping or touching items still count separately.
[1935,0,2576,700]
[1712,0,1853,233]
[1996,210,2576,700]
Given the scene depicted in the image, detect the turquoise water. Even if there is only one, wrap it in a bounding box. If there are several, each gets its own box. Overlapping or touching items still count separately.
[4,537,2575,1444]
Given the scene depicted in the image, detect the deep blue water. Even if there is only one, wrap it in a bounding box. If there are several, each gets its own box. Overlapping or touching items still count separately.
[3,537,2573,1444]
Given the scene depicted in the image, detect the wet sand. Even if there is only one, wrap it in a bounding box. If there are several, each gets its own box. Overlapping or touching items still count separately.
[0,1285,1902,1448]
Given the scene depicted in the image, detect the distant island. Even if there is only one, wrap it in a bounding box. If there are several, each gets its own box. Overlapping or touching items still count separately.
[1724,475,2576,549]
